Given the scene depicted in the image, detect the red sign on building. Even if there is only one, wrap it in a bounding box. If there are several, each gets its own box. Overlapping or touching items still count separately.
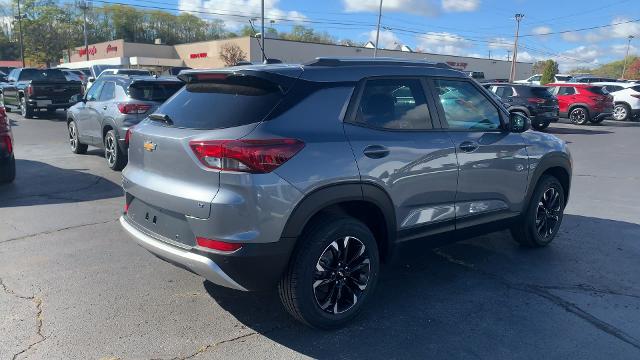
[189,52,208,59]
[78,46,98,57]
[106,44,118,53]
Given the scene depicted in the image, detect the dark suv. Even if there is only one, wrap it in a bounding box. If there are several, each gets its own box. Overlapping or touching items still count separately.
[119,58,572,329]
[484,83,558,130]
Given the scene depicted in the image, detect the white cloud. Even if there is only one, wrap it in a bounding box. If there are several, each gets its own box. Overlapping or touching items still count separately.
[561,32,582,42]
[343,0,439,17]
[488,37,512,50]
[442,0,480,12]
[610,43,638,56]
[532,26,552,36]
[416,32,472,56]
[367,30,402,49]
[562,17,640,44]
[179,0,308,29]
[557,45,604,71]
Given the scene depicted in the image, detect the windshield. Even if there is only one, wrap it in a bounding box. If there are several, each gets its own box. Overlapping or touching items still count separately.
[118,70,151,76]
[19,69,67,81]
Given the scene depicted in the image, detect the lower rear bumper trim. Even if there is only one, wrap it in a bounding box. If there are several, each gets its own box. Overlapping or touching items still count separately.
[119,216,248,291]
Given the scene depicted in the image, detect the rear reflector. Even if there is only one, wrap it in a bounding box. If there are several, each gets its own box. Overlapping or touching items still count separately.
[527,97,546,104]
[189,139,304,173]
[196,237,242,252]
[124,126,134,146]
[118,103,151,114]
[0,134,11,154]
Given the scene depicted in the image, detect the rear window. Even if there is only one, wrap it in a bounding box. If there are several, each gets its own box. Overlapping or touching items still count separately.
[128,82,184,102]
[118,70,151,76]
[587,86,608,95]
[631,85,640,92]
[555,75,571,81]
[153,75,285,129]
[19,69,67,81]
[530,87,554,97]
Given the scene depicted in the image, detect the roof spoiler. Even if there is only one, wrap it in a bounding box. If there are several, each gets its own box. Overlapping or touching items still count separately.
[305,57,453,69]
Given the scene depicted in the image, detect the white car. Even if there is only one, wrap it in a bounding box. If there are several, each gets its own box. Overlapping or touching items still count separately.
[85,68,152,91]
[515,74,572,85]
[593,82,640,121]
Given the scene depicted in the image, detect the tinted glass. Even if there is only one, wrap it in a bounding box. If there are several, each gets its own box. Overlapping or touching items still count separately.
[98,82,115,101]
[117,70,151,76]
[587,86,608,95]
[85,81,103,101]
[128,82,184,102]
[494,86,514,98]
[557,87,576,95]
[154,76,284,129]
[605,85,624,92]
[435,79,501,130]
[631,85,640,92]
[531,75,542,81]
[530,87,554,97]
[555,75,571,81]
[19,69,67,81]
[354,78,433,130]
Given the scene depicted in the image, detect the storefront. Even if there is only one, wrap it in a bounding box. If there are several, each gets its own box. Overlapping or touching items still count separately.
[62,37,533,80]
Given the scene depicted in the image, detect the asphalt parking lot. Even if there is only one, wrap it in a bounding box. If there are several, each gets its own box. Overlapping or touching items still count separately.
[1,111,639,360]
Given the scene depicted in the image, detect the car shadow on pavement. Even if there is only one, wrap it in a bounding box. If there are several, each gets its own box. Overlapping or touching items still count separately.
[545,127,612,135]
[204,214,640,359]
[0,159,121,207]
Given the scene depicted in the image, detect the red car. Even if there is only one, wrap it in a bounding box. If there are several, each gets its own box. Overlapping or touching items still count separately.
[0,106,15,183]
[546,83,613,125]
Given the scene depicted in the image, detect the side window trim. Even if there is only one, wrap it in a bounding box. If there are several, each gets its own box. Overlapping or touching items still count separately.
[425,77,507,132]
[343,76,441,131]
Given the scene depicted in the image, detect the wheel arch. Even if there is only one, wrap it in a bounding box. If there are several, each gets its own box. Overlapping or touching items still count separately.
[526,153,572,208]
[509,107,531,117]
[281,183,397,263]
[568,103,591,115]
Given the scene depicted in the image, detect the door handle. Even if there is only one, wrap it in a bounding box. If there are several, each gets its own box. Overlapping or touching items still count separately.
[459,141,479,153]
[363,145,390,159]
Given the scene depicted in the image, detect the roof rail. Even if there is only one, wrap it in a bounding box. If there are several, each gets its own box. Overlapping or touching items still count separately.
[305,57,453,69]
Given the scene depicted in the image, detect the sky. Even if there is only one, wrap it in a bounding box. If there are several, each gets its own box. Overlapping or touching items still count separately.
[4,0,640,71]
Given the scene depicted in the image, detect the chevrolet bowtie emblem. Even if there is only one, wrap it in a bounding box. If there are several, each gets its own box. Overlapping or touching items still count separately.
[144,141,157,152]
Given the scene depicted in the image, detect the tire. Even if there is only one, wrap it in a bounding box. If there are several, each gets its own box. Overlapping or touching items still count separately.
[569,107,590,125]
[278,214,380,329]
[0,155,16,183]
[511,175,565,248]
[68,120,87,154]
[20,96,34,119]
[104,129,126,171]
[613,103,630,121]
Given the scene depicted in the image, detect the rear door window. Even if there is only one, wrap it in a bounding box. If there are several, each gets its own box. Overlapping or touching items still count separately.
[494,86,514,98]
[353,78,433,130]
[128,82,184,102]
[530,87,554,98]
[154,75,285,129]
[557,87,576,95]
[98,81,115,101]
[587,86,608,95]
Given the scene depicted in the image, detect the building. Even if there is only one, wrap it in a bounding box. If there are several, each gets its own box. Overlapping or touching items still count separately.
[61,36,533,80]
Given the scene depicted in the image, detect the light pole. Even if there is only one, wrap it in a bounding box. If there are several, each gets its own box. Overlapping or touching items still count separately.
[621,35,634,79]
[78,1,90,61]
[373,0,383,58]
[15,0,25,67]
[509,13,524,82]
[261,0,265,62]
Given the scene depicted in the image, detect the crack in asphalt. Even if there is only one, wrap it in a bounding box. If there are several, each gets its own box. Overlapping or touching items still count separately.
[0,219,118,245]
[540,284,640,300]
[0,278,47,360]
[432,249,640,351]
[1,175,113,203]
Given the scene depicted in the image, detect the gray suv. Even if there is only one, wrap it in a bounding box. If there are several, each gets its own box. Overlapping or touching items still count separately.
[119,58,572,329]
[66,75,183,170]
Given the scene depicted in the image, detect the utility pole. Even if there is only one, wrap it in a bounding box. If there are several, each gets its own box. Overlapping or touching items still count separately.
[15,0,25,67]
[506,50,511,62]
[509,13,524,82]
[261,0,265,62]
[79,1,90,61]
[621,35,634,79]
[373,0,383,58]
[488,49,491,59]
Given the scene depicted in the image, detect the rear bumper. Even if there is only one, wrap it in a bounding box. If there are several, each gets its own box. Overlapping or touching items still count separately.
[120,215,248,291]
[26,99,76,109]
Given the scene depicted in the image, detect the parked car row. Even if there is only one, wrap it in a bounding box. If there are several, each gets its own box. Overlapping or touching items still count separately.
[0,105,15,183]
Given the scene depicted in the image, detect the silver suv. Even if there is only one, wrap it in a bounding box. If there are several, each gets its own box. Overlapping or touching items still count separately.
[120,58,572,329]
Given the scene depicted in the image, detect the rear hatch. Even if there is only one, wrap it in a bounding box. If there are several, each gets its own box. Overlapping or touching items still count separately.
[528,86,558,113]
[124,68,302,233]
[586,86,614,108]
[20,69,81,102]
[125,80,184,119]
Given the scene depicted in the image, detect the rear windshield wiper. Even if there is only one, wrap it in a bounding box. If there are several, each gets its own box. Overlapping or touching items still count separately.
[148,113,173,125]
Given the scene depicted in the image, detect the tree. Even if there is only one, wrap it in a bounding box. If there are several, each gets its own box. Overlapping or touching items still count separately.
[218,42,246,67]
[531,60,546,75]
[540,60,559,85]
[624,58,640,80]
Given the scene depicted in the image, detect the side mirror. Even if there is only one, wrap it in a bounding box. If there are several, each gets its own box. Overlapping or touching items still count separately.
[508,112,530,133]
[88,77,95,83]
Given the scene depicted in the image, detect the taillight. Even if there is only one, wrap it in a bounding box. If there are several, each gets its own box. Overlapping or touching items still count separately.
[527,97,545,104]
[196,237,242,252]
[117,103,151,114]
[588,96,605,102]
[26,85,33,96]
[123,202,129,214]
[189,139,304,173]
[0,135,11,154]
